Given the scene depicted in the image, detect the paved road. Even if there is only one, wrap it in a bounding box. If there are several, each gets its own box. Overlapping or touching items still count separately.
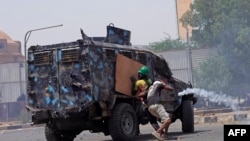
[1,119,249,141]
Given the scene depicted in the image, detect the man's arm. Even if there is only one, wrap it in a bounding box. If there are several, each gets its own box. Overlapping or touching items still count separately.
[137,90,147,97]
[161,81,174,91]
[137,84,148,101]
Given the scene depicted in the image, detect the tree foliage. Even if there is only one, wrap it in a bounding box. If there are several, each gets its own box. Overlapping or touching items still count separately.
[147,37,187,52]
[181,0,250,95]
[147,36,199,52]
[194,56,232,93]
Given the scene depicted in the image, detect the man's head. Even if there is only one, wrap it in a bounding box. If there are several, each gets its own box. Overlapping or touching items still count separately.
[138,66,149,79]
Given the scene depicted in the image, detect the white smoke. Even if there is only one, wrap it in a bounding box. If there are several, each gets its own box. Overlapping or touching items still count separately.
[178,88,239,111]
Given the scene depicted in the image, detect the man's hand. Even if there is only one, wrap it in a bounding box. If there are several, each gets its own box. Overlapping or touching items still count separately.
[137,91,146,97]
[130,75,136,83]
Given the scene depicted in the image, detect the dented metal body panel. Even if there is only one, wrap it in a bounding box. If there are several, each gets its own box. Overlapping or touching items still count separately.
[25,24,197,141]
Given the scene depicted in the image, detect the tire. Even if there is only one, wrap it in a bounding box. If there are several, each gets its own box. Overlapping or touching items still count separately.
[181,100,194,133]
[44,124,76,141]
[108,103,138,141]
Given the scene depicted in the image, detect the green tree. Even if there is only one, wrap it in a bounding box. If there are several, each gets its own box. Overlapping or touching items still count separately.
[194,56,232,94]
[181,0,250,95]
[147,36,197,52]
[180,0,218,47]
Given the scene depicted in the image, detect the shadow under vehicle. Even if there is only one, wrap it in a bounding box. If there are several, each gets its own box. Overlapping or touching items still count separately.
[25,23,197,141]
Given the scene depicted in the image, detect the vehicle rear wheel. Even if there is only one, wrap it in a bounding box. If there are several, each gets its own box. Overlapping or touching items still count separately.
[45,124,77,141]
[108,103,138,141]
[181,100,194,133]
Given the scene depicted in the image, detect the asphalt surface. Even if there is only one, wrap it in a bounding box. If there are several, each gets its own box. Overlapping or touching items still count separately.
[0,110,250,131]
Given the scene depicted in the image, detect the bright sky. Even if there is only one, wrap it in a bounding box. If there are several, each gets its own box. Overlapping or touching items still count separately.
[1,0,178,53]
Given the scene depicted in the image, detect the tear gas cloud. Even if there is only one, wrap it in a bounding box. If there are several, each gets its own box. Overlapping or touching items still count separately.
[178,88,239,111]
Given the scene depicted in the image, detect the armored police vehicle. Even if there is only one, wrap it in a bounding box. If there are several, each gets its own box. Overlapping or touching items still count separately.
[25,23,197,141]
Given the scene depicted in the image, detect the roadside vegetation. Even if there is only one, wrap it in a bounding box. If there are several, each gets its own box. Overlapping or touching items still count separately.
[147,0,250,97]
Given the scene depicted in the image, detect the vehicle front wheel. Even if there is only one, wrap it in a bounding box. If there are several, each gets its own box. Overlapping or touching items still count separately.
[181,100,194,133]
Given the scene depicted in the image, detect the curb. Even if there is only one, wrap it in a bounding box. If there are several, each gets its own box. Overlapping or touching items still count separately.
[0,123,43,131]
[0,124,28,130]
[194,111,250,124]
